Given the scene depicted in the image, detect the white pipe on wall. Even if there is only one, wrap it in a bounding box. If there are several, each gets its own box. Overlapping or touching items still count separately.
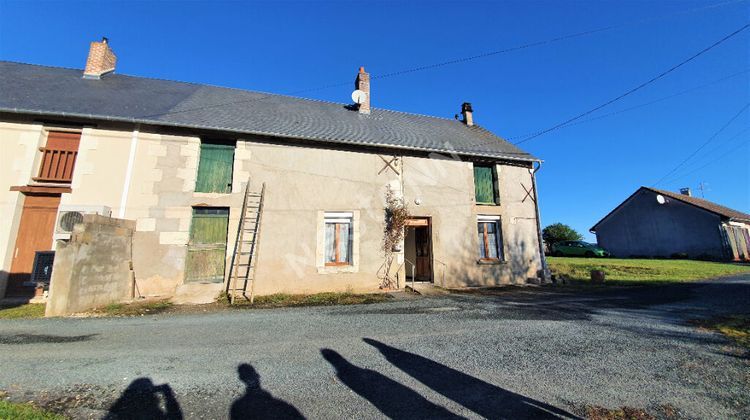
[118,127,139,219]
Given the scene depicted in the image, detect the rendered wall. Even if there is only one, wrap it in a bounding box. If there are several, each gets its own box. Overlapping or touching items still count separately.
[45,215,135,316]
[0,122,45,297]
[3,120,545,302]
[243,140,543,294]
[595,189,725,258]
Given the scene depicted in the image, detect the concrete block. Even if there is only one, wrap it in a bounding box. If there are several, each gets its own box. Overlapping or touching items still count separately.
[159,231,189,245]
[172,283,223,305]
[148,144,168,157]
[136,218,156,232]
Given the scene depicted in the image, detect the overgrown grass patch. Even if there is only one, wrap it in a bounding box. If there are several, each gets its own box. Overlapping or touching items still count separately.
[692,315,750,349]
[225,291,391,308]
[93,299,173,317]
[0,400,66,420]
[0,303,45,319]
[582,405,655,420]
[548,257,750,285]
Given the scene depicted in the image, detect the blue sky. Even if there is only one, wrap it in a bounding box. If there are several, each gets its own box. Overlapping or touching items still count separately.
[1,0,748,240]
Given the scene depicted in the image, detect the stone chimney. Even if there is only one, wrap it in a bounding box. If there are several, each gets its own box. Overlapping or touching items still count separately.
[679,187,692,197]
[461,102,474,126]
[83,37,117,79]
[355,67,370,114]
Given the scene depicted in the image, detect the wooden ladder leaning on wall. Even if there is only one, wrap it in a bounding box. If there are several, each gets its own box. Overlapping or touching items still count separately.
[227,180,266,304]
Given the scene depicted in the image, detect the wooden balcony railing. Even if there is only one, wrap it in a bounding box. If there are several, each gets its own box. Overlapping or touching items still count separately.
[33,147,78,183]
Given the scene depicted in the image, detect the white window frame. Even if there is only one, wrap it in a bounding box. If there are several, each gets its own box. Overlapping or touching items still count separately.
[316,211,359,274]
[477,215,504,262]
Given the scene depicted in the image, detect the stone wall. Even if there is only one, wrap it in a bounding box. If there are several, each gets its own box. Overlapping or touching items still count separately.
[45,215,135,317]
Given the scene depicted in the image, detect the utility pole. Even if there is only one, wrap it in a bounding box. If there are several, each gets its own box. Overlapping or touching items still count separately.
[697,181,709,198]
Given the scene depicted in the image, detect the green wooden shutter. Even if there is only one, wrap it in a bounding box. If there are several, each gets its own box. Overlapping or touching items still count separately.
[474,166,496,204]
[195,144,234,193]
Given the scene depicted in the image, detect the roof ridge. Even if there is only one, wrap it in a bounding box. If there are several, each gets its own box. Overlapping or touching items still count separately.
[643,186,750,220]
[0,60,466,125]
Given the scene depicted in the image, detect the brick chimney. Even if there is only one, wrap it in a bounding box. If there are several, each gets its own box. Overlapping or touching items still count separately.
[461,102,474,126]
[355,67,370,114]
[83,37,117,79]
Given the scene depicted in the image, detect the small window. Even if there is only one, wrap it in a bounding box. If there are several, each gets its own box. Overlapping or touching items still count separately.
[477,215,503,261]
[195,141,235,193]
[473,164,498,205]
[325,212,353,266]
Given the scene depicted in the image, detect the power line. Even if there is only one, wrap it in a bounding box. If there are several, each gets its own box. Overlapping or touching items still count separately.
[512,22,750,146]
[140,1,747,120]
[652,102,750,186]
[502,69,749,141]
[659,134,750,185]
[372,0,746,80]
[658,125,750,184]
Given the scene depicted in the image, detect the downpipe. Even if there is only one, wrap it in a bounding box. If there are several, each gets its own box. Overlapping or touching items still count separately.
[531,162,551,282]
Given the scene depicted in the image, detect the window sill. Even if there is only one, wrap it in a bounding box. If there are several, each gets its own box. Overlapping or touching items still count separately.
[475,202,500,207]
[476,259,507,265]
[317,264,358,274]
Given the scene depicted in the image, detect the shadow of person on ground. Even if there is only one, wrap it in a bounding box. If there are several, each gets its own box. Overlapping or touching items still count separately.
[363,338,580,419]
[230,363,305,419]
[105,377,183,420]
[321,348,464,419]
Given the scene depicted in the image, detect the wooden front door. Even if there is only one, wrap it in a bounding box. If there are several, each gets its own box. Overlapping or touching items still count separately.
[185,207,229,283]
[8,194,61,295]
[414,226,432,282]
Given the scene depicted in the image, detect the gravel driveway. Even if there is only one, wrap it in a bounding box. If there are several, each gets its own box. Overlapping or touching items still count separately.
[1,276,748,419]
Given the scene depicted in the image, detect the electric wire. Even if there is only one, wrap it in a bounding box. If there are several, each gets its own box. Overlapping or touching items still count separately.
[138,1,747,120]
[502,69,749,141]
[511,23,750,145]
[658,125,750,185]
[652,102,750,186]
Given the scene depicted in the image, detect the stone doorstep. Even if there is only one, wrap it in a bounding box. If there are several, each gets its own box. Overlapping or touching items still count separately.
[171,283,224,305]
[405,282,450,296]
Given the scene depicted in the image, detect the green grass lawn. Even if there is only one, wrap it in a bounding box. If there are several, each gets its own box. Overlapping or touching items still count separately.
[0,400,66,420]
[0,304,46,319]
[548,257,750,285]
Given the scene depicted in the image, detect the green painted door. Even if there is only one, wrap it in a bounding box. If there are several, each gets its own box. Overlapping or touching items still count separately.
[185,208,229,283]
[195,143,234,193]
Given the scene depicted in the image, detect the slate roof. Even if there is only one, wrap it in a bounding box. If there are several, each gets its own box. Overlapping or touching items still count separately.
[0,61,537,162]
[591,186,750,231]
[646,187,750,222]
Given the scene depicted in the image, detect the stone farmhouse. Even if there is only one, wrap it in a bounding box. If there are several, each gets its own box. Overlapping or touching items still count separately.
[0,38,548,305]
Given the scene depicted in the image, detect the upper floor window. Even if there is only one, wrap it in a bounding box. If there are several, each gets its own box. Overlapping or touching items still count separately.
[34,131,80,184]
[325,212,353,266]
[195,141,235,193]
[473,164,498,205]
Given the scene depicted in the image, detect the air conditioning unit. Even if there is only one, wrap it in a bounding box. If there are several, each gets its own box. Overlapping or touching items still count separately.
[54,205,112,241]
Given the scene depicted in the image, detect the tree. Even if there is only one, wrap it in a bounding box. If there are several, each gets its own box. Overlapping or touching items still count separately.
[542,223,583,249]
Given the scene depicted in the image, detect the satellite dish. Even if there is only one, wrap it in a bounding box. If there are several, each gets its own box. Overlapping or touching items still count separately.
[351,89,367,104]
[656,194,666,205]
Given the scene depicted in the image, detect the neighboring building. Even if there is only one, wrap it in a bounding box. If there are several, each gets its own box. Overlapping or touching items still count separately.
[591,187,750,261]
[0,38,547,301]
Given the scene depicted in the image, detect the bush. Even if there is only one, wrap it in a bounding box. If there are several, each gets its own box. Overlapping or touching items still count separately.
[542,223,583,249]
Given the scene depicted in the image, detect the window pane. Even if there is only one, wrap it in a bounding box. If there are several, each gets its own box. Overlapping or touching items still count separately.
[477,223,486,258]
[325,223,336,262]
[487,223,498,259]
[338,222,352,263]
